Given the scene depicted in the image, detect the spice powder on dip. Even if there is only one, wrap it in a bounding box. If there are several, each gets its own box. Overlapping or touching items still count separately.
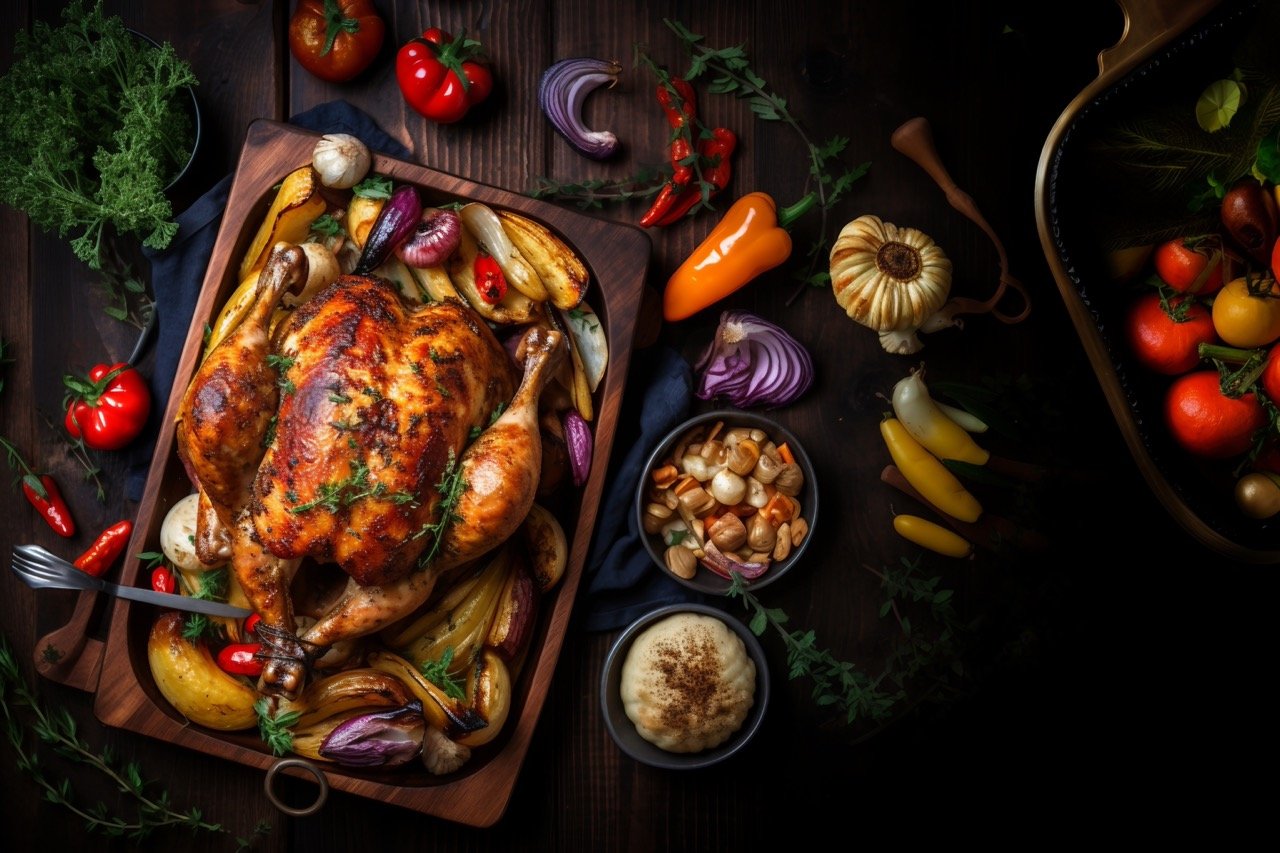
[619,612,757,753]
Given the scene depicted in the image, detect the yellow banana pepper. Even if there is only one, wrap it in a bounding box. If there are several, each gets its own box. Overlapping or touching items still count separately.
[880,417,982,523]
[892,514,972,558]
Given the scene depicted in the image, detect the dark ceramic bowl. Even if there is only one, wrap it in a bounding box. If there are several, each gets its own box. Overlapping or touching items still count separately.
[128,29,201,192]
[635,410,818,594]
[599,603,770,770]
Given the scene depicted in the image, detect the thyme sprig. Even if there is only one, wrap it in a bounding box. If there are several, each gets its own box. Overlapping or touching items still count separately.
[0,639,269,847]
[726,572,898,724]
[415,450,467,568]
[663,18,870,302]
[178,567,228,642]
[727,555,968,730]
[528,166,670,209]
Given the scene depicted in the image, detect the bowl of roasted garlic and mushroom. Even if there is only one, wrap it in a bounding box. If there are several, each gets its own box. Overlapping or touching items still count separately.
[636,411,817,594]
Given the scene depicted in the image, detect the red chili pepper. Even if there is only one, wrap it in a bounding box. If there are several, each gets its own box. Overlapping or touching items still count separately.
[244,612,262,639]
[474,252,507,304]
[656,77,697,129]
[652,127,738,227]
[217,643,265,677]
[21,474,75,537]
[73,519,133,578]
[151,565,176,594]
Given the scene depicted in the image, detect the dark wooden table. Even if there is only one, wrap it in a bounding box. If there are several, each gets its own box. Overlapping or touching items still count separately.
[2,1,1276,848]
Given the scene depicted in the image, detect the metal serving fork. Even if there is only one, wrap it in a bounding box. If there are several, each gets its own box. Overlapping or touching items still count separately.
[9,544,251,618]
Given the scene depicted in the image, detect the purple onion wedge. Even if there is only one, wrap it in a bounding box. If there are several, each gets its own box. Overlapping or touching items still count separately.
[694,311,815,409]
[562,409,592,487]
[318,702,426,768]
[354,184,422,274]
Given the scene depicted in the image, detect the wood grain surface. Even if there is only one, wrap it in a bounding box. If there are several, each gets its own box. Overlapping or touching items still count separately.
[2,1,1276,850]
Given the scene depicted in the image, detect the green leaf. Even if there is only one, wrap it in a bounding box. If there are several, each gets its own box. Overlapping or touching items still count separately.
[1254,130,1280,183]
[748,610,767,636]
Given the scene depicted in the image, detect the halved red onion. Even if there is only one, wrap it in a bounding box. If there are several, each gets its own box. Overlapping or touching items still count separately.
[695,311,814,408]
[699,541,770,580]
[539,58,622,160]
[395,208,462,268]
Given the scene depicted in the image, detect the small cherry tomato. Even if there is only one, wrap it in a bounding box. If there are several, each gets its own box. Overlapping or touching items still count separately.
[1211,274,1280,348]
[1124,291,1217,375]
[151,566,175,594]
[216,643,264,677]
[1153,236,1226,295]
[474,253,507,304]
[244,612,262,639]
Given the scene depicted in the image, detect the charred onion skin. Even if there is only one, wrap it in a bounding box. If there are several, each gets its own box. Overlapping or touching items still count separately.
[538,57,622,160]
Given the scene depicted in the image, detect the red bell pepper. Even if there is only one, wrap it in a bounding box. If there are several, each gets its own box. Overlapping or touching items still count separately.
[63,362,151,451]
[151,565,176,594]
[395,28,493,124]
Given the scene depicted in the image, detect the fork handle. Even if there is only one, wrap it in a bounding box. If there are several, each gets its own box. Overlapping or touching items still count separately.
[103,580,253,618]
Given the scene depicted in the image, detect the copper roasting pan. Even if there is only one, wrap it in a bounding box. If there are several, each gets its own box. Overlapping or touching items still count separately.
[1034,0,1280,562]
[34,120,651,826]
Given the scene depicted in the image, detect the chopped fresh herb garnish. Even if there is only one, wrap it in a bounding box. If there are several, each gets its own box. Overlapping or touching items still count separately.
[328,392,352,404]
[266,354,295,371]
[254,698,300,757]
[436,381,452,398]
[352,174,393,199]
[420,647,467,701]
[309,212,344,238]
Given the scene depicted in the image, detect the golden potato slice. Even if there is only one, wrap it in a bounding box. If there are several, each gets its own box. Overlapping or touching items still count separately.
[238,166,325,281]
[497,211,589,309]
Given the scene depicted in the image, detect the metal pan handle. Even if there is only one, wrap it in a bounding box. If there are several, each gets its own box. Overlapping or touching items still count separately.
[1098,0,1224,77]
[264,757,330,817]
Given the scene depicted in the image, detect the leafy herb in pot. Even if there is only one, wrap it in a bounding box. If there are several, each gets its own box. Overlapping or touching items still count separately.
[0,0,198,268]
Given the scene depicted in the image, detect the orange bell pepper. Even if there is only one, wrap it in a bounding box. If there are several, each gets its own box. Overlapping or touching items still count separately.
[662,191,814,322]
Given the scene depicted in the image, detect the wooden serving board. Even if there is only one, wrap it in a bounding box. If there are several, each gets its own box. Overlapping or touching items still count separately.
[39,119,650,827]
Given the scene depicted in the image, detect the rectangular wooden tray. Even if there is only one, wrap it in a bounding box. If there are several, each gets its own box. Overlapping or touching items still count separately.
[40,119,650,827]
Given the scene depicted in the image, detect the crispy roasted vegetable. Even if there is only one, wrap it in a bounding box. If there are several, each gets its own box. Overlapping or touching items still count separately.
[398,548,509,673]
[448,223,539,324]
[238,166,325,281]
[497,210,588,309]
[522,503,567,592]
[485,554,538,660]
[147,612,258,731]
[275,668,414,731]
[460,203,550,301]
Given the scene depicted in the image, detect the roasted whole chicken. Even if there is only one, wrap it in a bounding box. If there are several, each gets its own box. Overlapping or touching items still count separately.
[177,244,565,698]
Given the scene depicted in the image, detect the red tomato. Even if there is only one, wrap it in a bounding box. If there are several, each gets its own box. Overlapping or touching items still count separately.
[64,362,151,451]
[288,0,385,83]
[151,566,175,594]
[216,644,264,677]
[1153,236,1226,295]
[395,28,493,124]
[1124,292,1217,375]
[1164,370,1266,458]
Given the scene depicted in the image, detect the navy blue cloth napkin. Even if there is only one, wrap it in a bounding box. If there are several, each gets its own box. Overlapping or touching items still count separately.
[128,101,411,500]
[128,98,697,633]
[580,346,701,632]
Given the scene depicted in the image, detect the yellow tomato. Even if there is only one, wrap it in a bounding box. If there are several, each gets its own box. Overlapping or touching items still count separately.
[1211,275,1280,348]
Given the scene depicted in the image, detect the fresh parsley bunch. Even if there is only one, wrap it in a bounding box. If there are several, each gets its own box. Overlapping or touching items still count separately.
[0,0,198,268]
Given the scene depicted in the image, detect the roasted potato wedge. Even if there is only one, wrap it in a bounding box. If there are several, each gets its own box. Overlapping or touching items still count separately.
[238,166,325,281]
[460,203,551,301]
[522,503,567,592]
[498,210,589,309]
[147,612,258,731]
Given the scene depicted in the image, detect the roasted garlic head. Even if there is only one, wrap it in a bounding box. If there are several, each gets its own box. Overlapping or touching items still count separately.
[829,215,953,354]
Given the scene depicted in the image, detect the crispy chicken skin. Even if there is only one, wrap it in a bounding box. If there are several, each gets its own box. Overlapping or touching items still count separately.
[251,275,515,587]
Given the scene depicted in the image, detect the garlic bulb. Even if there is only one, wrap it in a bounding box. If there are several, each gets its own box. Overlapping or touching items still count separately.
[312,133,372,189]
[829,215,953,354]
